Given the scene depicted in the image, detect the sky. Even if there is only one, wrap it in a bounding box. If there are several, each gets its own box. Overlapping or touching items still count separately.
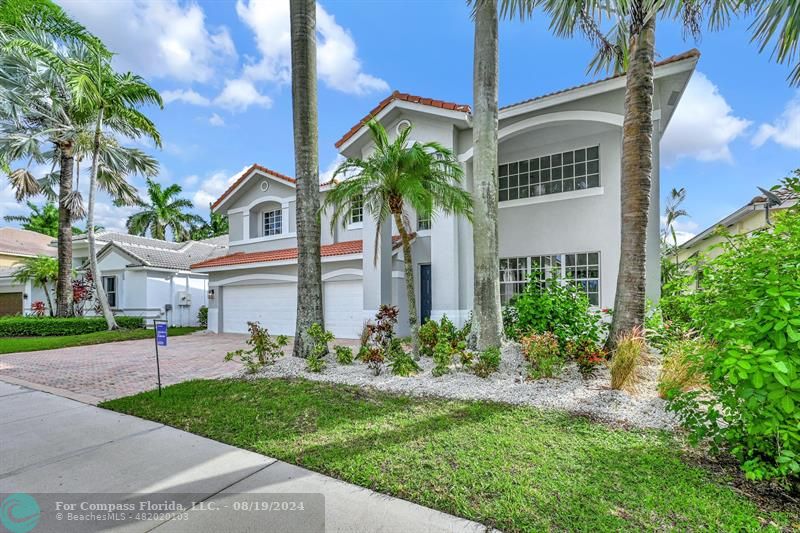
[0,0,798,243]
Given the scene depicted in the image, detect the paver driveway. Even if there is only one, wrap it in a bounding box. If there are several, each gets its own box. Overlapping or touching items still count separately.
[0,332,250,403]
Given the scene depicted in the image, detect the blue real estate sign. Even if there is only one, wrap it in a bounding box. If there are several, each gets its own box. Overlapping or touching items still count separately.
[156,322,168,346]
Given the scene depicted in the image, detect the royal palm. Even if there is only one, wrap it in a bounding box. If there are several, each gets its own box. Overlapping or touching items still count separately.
[127,178,202,242]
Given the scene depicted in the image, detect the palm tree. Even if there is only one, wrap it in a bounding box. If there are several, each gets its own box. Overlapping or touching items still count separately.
[70,45,162,330]
[190,205,229,240]
[289,0,324,358]
[470,0,503,351]
[13,254,58,316]
[748,0,800,86]
[662,187,688,265]
[127,178,203,242]
[324,120,473,355]
[4,201,59,236]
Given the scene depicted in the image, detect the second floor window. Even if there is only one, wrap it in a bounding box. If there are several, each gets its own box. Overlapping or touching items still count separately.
[417,213,431,231]
[350,196,363,225]
[499,145,600,202]
[263,209,282,236]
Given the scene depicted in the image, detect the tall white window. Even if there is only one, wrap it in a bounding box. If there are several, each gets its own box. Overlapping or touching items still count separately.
[500,252,600,305]
[417,213,431,231]
[349,196,363,225]
[499,146,600,202]
[263,209,282,236]
[101,276,117,307]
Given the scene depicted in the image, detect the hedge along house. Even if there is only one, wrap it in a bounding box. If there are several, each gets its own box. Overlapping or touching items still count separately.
[193,50,699,338]
[70,232,228,326]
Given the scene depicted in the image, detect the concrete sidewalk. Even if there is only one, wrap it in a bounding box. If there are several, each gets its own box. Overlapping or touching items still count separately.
[0,380,487,532]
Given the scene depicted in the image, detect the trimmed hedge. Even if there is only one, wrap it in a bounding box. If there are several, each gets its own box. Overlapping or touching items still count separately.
[0,316,145,337]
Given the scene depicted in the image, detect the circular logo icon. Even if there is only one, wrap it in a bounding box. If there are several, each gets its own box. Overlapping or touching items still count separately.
[0,493,40,533]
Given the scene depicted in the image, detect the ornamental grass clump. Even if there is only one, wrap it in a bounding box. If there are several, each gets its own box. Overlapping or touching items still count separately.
[609,327,647,393]
[658,334,707,399]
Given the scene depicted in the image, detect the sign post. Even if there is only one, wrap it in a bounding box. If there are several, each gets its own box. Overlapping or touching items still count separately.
[153,320,168,396]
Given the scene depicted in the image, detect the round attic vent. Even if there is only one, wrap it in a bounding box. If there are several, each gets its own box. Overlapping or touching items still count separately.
[396,119,412,135]
[260,180,270,192]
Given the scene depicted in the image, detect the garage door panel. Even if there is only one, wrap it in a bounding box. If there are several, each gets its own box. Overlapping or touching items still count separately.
[324,280,362,339]
[0,292,22,316]
[223,284,297,336]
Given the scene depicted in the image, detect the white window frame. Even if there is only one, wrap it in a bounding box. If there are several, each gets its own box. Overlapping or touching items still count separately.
[500,251,600,306]
[499,145,600,203]
[101,275,118,308]
[262,208,282,236]
[348,196,364,227]
[417,212,431,231]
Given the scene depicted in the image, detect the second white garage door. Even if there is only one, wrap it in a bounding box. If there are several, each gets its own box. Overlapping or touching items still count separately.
[223,283,297,336]
[222,279,363,339]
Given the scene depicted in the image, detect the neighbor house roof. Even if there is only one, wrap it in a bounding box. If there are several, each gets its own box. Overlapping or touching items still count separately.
[191,236,405,270]
[679,186,798,250]
[83,232,228,271]
[0,227,57,258]
[334,91,472,149]
[211,164,296,211]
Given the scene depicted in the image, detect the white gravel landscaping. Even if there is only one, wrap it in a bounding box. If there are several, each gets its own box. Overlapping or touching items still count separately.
[243,342,676,431]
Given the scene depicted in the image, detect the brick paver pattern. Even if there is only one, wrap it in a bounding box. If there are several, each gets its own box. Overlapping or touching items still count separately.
[0,333,254,401]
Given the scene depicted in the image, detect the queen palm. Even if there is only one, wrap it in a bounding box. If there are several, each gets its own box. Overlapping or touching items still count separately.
[324,120,473,355]
[13,255,58,316]
[127,178,203,242]
[289,0,324,359]
[70,44,162,330]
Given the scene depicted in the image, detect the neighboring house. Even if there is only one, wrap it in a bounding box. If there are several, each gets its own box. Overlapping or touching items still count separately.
[71,232,228,326]
[193,50,699,338]
[0,227,56,316]
[676,186,798,263]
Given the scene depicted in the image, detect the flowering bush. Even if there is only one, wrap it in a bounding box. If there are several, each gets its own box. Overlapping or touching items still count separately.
[71,274,94,316]
[521,332,563,379]
[575,345,607,379]
[30,301,46,317]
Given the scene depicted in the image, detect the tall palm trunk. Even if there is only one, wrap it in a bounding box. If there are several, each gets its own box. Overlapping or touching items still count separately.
[290,0,324,358]
[607,16,656,348]
[55,145,74,317]
[43,281,54,317]
[88,108,117,330]
[393,210,419,357]
[471,0,502,351]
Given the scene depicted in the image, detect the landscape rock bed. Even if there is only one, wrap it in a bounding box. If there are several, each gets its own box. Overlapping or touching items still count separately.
[244,342,676,430]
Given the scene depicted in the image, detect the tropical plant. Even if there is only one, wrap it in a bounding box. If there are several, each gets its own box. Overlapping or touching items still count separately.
[521,331,564,379]
[662,187,689,267]
[418,319,439,357]
[289,0,324,359]
[126,178,202,241]
[747,0,800,86]
[197,305,208,328]
[473,346,501,378]
[70,271,93,316]
[13,254,57,315]
[325,120,472,356]
[334,345,354,365]
[432,338,453,377]
[387,338,421,376]
[4,202,57,236]
[189,205,229,240]
[224,321,288,373]
[470,0,502,352]
[305,322,333,372]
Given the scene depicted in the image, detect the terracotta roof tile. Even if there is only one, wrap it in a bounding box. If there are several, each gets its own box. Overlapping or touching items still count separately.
[211,164,296,211]
[500,49,700,111]
[191,236,405,270]
[334,90,471,149]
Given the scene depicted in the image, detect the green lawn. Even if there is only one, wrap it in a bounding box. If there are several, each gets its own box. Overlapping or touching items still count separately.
[0,327,201,354]
[101,378,797,532]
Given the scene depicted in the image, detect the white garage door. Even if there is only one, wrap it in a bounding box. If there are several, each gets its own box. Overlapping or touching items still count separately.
[324,280,363,339]
[223,283,297,336]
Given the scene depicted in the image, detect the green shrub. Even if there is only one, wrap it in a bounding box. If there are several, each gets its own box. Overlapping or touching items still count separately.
[572,341,607,379]
[473,347,501,378]
[610,327,646,393]
[521,332,564,379]
[507,275,604,349]
[432,339,452,377]
[387,338,421,376]
[418,320,439,357]
[0,315,143,337]
[197,306,208,328]
[224,322,289,373]
[305,323,334,373]
[667,176,800,483]
[334,345,354,365]
[502,305,519,339]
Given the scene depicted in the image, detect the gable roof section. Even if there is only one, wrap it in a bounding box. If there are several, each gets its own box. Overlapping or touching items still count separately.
[334,91,472,149]
[191,236,405,270]
[90,232,228,271]
[211,164,296,211]
[0,227,57,258]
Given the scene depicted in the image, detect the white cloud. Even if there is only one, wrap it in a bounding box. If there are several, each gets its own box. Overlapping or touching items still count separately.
[208,113,226,127]
[190,168,249,208]
[752,92,800,149]
[184,175,199,187]
[235,0,388,95]
[661,72,751,164]
[213,79,272,112]
[662,217,699,245]
[319,155,345,183]
[61,0,236,83]
[162,89,211,106]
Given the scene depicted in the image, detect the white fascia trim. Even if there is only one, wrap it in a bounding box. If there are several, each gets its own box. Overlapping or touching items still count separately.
[499,56,697,120]
[213,169,297,213]
[127,266,208,277]
[338,100,470,153]
[193,252,363,273]
[498,187,604,209]
[228,195,294,214]
[230,232,298,245]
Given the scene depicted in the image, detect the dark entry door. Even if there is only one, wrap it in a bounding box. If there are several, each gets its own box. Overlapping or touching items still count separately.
[420,264,432,324]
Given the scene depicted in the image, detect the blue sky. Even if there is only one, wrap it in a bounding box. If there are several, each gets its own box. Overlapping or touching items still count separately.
[2,1,798,241]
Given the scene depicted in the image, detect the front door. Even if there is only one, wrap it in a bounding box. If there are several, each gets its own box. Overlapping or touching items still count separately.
[420,264,432,324]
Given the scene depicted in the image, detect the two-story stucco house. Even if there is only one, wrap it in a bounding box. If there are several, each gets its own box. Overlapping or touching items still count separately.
[193,49,699,339]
